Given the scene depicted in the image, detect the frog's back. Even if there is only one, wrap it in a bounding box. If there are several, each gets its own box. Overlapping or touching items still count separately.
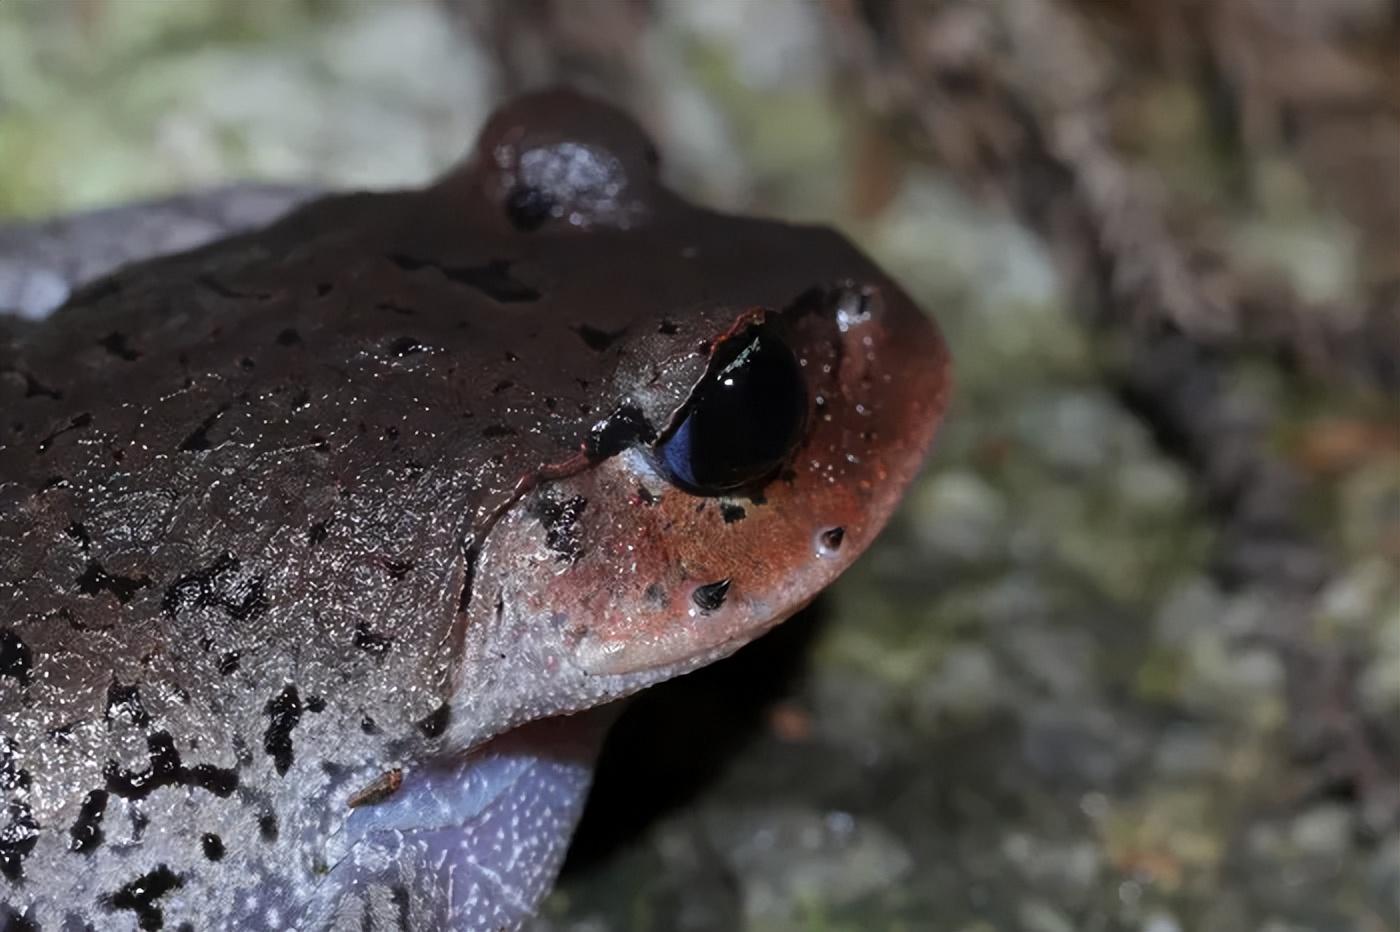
[0,184,586,927]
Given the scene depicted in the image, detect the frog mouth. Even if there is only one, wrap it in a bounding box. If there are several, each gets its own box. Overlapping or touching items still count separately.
[305,714,604,929]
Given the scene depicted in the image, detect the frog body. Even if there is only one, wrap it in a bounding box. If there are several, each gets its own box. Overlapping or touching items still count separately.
[0,91,950,930]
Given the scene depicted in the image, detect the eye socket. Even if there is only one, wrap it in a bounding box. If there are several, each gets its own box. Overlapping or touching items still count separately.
[654,324,807,495]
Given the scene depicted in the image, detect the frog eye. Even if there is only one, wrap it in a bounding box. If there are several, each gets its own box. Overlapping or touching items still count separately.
[653,324,807,495]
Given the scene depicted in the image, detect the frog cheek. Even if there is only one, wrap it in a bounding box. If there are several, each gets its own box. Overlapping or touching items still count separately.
[469,435,887,687]
[444,445,854,741]
[447,281,949,740]
[554,292,947,673]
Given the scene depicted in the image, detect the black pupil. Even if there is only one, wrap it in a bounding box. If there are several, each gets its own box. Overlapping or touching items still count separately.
[655,324,807,494]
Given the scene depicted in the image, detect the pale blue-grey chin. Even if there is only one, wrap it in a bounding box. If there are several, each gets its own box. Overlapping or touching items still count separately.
[298,712,605,931]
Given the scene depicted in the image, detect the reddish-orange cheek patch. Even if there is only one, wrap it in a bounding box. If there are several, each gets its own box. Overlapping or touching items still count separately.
[504,286,950,676]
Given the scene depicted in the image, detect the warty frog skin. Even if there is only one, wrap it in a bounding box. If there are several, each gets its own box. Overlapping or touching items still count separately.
[0,91,951,931]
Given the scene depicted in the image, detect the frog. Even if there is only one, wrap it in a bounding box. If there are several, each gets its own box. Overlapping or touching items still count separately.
[0,90,951,930]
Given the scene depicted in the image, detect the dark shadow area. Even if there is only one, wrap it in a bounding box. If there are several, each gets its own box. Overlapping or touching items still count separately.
[558,597,829,875]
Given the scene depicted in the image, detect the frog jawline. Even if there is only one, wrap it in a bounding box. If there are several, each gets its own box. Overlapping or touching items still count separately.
[304,713,604,929]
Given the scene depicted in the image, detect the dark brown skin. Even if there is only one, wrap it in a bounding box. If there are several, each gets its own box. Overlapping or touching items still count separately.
[0,91,950,929]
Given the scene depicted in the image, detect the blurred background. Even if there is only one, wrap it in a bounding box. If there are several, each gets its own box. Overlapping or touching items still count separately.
[2,1,1398,930]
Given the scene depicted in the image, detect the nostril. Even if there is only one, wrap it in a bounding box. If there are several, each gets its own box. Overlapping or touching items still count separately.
[819,527,845,554]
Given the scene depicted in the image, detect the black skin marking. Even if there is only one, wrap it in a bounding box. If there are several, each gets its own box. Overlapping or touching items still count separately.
[530,494,588,563]
[308,520,330,545]
[391,884,412,931]
[2,367,63,399]
[353,622,393,656]
[275,327,302,346]
[36,411,92,454]
[263,685,303,776]
[386,336,426,357]
[0,738,38,881]
[388,253,541,303]
[97,331,142,361]
[306,695,326,714]
[105,864,183,931]
[104,731,239,800]
[162,553,268,622]
[720,504,747,524]
[130,808,149,841]
[644,582,668,606]
[0,906,38,931]
[0,801,38,881]
[381,558,413,580]
[0,629,33,687]
[69,789,109,853]
[176,404,229,452]
[505,184,555,231]
[64,520,92,551]
[360,716,378,735]
[105,681,151,729]
[417,703,451,739]
[257,811,278,842]
[658,319,680,335]
[585,403,656,461]
[76,561,151,604]
[457,543,480,612]
[574,323,626,352]
[692,578,732,613]
[200,833,224,862]
[821,527,846,550]
[636,484,658,505]
[217,651,240,675]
